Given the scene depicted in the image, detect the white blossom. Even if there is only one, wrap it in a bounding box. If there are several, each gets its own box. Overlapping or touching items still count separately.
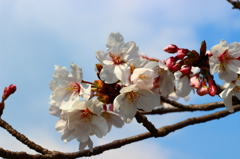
[209,40,240,82]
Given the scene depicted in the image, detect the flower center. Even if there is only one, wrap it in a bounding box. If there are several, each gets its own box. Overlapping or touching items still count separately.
[156,67,164,76]
[79,108,93,122]
[66,82,80,94]
[218,50,234,71]
[125,91,140,103]
[109,52,124,64]
[101,111,111,122]
[234,86,240,93]
[138,74,147,80]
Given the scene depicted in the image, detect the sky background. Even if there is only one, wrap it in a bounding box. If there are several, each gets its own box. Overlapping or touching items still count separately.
[0,1,240,159]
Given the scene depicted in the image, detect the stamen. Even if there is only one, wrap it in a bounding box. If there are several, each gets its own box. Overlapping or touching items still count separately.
[109,52,124,64]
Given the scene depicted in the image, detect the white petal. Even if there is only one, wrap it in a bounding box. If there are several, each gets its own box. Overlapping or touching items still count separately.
[75,122,91,142]
[223,93,234,113]
[61,129,75,143]
[115,64,131,85]
[91,116,108,138]
[119,101,137,123]
[70,63,83,83]
[218,68,237,83]
[106,32,124,52]
[219,83,235,99]
[55,118,67,132]
[79,137,93,152]
[100,65,118,84]
[80,83,91,101]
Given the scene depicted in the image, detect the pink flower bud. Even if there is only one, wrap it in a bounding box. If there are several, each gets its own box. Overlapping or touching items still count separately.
[177,49,188,59]
[2,84,17,100]
[180,65,191,74]
[196,81,209,96]
[205,50,213,57]
[208,77,217,96]
[165,57,176,69]
[163,44,179,53]
[190,75,200,89]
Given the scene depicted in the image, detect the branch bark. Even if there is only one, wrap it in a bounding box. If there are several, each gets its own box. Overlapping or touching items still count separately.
[1,105,240,159]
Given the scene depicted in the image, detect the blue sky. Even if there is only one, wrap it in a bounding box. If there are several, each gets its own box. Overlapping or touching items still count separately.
[0,1,240,159]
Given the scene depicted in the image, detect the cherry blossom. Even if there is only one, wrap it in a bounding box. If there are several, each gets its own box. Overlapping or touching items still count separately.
[95,32,140,85]
[209,40,240,82]
[219,78,240,112]
[114,85,159,123]
[49,63,91,110]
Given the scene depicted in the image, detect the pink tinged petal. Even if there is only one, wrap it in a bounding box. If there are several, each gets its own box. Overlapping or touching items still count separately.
[61,129,75,143]
[115,64,131,85]
[119,102,137,123]
[106,32,124,52]
[75,122,92,142]
[70,63,83,83]
[100,65,118,84]
[218,68,237,83]
[91,116,108,138]
[80,83,91,101]
[79,137,93,152]
[120,85,136,94]
[223,92,234,113]
[55,119,67,132]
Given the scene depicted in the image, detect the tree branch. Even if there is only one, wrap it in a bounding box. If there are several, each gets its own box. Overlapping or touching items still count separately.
[1,105,240,159]
[227,0,240,9]
[0,119,51,155]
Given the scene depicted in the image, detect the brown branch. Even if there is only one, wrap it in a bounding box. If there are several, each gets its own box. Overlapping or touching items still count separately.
[140,101,226,115]
[227,0,240,9]
[1,105,240,159]
[134,111,158,137]
[0,119,51,155]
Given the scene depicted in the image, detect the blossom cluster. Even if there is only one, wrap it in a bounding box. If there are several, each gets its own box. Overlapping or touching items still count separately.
[49,32,240,151]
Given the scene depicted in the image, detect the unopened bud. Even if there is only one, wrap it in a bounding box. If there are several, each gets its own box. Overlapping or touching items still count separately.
[196,81,209,96]
[208,77,217,96]
[177,49,188,59]
[2,84,17,101]
[190,74,200,89]
[180,65,192,74]
[165,57,176,69]
[163,44,179,53]
[206,50,213,57]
